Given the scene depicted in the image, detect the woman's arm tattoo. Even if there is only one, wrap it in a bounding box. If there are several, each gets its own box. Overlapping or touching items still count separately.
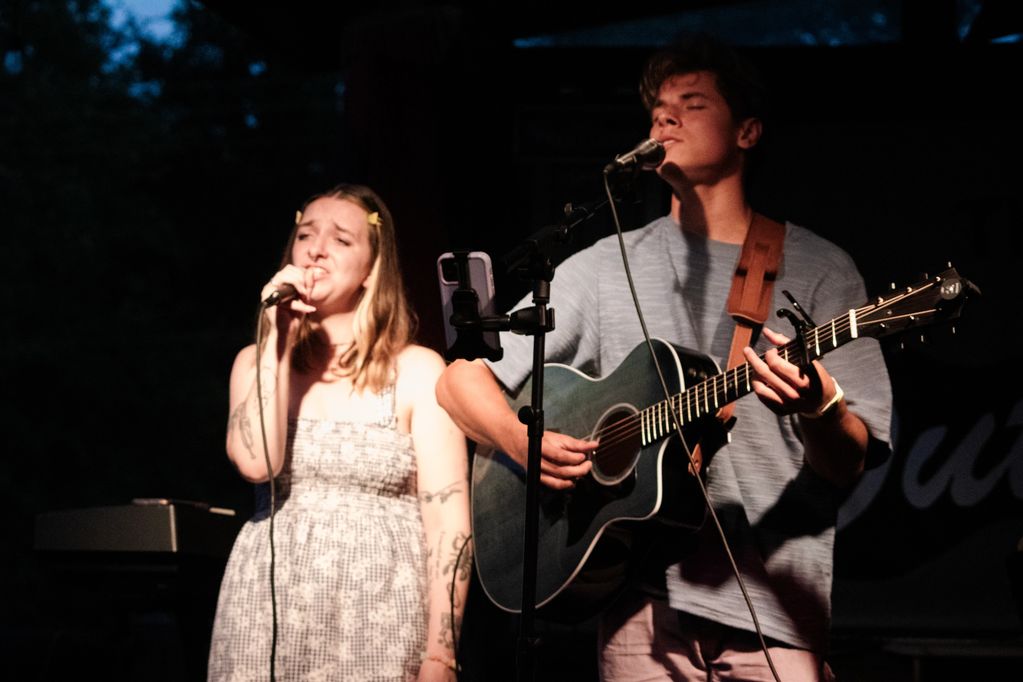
[228,368,276,460]
[437,531,472,650]
[419,481,463,505]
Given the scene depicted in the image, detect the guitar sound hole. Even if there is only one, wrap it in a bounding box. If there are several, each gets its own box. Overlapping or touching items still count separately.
[591,407,641,486]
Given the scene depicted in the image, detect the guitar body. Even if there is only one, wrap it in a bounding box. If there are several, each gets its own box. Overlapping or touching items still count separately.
[471,339,721,621]
[469,266,975,622]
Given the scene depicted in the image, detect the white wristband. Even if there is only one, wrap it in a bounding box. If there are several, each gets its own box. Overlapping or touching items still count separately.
[799,379,844,419]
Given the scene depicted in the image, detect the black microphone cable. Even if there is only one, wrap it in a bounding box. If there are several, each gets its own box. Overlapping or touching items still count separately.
[449,532,473,679]
[601,169,784,682]
[254,305,281,682]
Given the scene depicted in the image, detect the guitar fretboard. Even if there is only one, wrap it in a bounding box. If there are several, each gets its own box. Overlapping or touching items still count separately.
[638,310,860,445]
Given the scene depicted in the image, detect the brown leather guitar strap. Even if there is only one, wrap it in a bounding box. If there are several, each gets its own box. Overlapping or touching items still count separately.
[722,213,786,418]
[688,213,785,474]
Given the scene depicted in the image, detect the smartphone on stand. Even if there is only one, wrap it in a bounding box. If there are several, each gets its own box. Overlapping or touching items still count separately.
[436,251,501,361]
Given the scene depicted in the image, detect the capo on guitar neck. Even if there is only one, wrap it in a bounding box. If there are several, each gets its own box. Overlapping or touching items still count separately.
[782,290,817,327]
[777,290,817,370]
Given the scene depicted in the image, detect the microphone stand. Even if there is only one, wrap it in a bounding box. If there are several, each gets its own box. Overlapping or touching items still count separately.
[444,198,614,682]
[509,254,553,682]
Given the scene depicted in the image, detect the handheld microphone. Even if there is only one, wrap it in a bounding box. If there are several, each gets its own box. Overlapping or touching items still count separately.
[604,138,665,174]
[262,283,298,308]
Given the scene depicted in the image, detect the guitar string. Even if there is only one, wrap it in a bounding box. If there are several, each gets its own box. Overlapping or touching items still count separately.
[585,287,937,457]
[587,317,853,450]
[589,317,852,449]
[588,310,919,454]
[592,279,939,446]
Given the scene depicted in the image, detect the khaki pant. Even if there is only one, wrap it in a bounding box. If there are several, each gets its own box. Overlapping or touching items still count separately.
[598,592,833,682]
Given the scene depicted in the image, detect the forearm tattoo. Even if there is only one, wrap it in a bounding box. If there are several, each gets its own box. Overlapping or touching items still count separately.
[435,530,472,650]
[229,366,276,460]
[228,402,256,459]
[422,483,466,578]
[440,612,460,651]
[419,481,462,505]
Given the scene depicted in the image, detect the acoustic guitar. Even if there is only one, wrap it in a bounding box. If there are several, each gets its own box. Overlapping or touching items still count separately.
[471,266,976,621]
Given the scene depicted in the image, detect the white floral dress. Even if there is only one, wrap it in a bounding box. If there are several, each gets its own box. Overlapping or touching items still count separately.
[208,386,427,681]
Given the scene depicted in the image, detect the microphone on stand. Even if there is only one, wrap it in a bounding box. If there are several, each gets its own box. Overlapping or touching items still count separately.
[604,138,665,174]
[262,283,298,308]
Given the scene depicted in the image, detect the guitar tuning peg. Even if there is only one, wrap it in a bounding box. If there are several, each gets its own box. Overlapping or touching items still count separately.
[947,261,953,268]
[899,340,905,351]
[951,325,957,335]
[920,334,927,344]
[922,272,929,280]
[890,282,897,291]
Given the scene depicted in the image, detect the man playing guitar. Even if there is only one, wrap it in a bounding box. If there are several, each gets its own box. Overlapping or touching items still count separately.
[437,34,892,681]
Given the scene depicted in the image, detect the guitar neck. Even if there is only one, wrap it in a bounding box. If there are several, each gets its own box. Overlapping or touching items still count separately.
[636,267,972,445]
[639,309,860,443]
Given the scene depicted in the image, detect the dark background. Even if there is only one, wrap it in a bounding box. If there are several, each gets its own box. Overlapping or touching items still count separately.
[3,0,1022,679]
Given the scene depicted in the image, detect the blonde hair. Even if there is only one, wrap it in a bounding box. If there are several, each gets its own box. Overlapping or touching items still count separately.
[267,184,415,393]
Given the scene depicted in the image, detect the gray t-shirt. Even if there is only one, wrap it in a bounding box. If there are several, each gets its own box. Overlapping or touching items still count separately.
[487,216,892,652]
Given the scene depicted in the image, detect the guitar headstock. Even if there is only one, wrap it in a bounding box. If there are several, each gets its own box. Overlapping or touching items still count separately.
[856,266,979,340]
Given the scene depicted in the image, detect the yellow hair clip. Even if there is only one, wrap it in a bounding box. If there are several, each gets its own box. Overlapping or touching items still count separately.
[294,210,303,225]
[367,211,381,228]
